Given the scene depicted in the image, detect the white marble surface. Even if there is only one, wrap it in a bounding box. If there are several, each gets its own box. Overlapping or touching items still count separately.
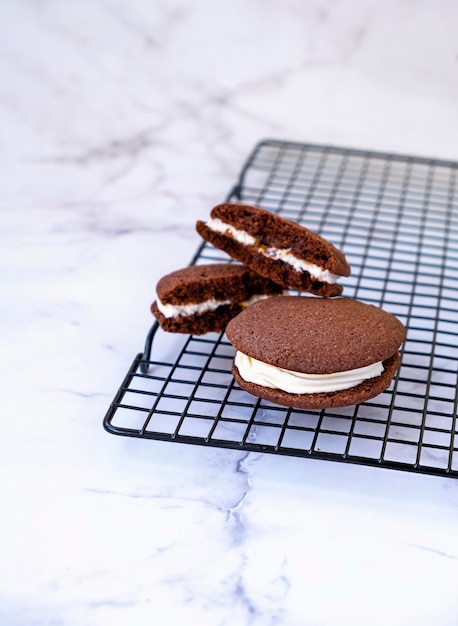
[2,0,458,624]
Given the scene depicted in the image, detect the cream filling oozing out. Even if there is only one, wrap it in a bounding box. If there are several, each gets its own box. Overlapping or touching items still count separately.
[234,351,385,394]
[157,293,276,319]
[207,217,340,284]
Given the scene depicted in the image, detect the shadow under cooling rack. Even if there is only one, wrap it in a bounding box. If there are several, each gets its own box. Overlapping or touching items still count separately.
[103,139,458,478]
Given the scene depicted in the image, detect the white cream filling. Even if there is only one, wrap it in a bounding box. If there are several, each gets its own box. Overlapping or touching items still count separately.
[157,293,276,319]
[234,351,384,394]
[207,217,340,284]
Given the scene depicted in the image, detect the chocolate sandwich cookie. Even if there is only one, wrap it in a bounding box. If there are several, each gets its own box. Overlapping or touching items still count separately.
[196,203,351,296]
[225,296,406,409]
[151,263,285,335]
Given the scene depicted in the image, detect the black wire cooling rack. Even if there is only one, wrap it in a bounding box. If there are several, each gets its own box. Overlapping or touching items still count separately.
[104,139,458,478]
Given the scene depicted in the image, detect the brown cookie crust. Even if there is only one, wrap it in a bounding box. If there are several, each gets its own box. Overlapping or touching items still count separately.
[231,353,401,409]
[155,263,282,305]
[225,296,406,373]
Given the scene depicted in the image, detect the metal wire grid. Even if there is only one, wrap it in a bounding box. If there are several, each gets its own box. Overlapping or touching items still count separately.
[104,139,458,478]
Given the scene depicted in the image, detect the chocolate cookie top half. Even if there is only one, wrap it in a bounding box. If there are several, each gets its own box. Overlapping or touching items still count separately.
[156,262,282,305]
[225,296,406,374]
[200,203,351,277]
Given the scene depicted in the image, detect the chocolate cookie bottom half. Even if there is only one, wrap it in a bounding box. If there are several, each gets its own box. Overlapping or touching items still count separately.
[232,353,400,410]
